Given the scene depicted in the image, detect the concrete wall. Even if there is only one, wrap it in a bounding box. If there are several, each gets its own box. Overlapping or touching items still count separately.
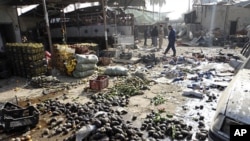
[227,6,250,32]
[0,6,15,23]
[19,17,43,32]
[198,5,228,32]
[197,5,250,35]
[0,5,21,42]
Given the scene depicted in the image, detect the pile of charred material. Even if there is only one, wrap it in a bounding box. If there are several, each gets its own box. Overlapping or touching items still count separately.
[28,75,85,94]
[0,102,39,132]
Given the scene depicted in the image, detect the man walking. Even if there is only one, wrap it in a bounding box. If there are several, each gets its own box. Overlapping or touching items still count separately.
[158,24,164,50]
[144,26,150,46]
[163,25,176,57]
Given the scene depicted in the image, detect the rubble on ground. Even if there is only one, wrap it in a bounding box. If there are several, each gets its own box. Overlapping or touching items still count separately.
[0,44,244,141]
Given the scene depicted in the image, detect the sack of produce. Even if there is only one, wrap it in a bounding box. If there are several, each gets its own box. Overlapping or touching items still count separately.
[73,70,95,78]
[104,66,128,76]
[65,59,77,76]
[75,54,98,64]
[75,64,97,71]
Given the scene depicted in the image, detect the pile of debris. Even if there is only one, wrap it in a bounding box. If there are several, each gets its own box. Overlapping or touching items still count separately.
[28,75,85,94]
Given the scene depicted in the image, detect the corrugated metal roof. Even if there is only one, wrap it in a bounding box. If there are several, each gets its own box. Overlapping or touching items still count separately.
[18,0,145,17]
[234,1,250,8]
[1,0,145,7]
[0,0,100,6]
[108,0,145,7]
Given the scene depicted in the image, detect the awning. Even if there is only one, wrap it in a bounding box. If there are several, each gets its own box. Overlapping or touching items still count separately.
[125,8,169,25]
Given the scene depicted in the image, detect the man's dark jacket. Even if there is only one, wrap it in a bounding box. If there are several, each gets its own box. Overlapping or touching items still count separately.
[168,29,176,43]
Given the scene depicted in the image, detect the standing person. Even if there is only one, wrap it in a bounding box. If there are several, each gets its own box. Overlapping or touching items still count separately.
[163,25,176,57]
[150,26,153,46]
[144,26,150,46]
[247,25,250,40]
[134,26,138,41]
[151,26,158,47]
[22,35,28,43]
[158,24,164,50]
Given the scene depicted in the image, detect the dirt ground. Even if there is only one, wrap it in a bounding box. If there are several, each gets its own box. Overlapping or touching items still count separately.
[0,38,241,141]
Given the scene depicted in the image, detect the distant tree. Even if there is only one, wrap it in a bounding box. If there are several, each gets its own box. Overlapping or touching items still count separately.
[149,0,166,7]
[148,0,166,19]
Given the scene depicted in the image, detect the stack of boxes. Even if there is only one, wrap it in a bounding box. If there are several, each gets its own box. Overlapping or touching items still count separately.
[6,43,47,78]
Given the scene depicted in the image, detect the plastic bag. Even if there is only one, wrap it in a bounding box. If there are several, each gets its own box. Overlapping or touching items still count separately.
[73,70,94,78]
[75,125,96,141]
[75,54,98,64]
[132,70,149,81]
[75,63,97,71]
[104,66,128,76]
[182,88,204,99]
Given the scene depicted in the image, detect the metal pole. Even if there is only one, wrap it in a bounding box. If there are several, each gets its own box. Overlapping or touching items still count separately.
[188,0,190,12]
[16,5,22,42]
[102,0,108,49]
[42,0,53,66]
[224,5,229,34]
[114,2,118,35]
[115,11,117,36]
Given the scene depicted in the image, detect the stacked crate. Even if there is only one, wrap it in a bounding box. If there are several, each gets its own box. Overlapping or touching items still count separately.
[53,44,75,74]
[6,43,47,78]
[70,43,98,54]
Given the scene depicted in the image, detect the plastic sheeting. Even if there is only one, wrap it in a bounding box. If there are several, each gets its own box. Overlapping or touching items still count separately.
[125,8,169,25]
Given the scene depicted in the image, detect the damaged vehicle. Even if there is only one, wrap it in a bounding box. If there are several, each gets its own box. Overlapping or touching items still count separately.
[208,50,250,141]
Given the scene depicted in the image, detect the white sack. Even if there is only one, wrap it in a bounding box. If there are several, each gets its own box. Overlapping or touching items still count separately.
[104,66,128,76]
[75,64,97,71]
[75,54,98,64]
[73,70,95,78]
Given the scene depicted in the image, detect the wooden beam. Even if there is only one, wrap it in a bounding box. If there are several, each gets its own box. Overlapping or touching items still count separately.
[42,0,54,68]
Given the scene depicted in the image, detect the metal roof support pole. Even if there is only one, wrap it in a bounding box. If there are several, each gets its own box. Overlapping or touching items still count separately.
[224,5,229,35]
[42,0,54,67]
[16,5,22,42]
[102,0,108,49]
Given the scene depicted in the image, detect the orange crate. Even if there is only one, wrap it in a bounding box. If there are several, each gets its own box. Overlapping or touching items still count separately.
[89,75,109,91]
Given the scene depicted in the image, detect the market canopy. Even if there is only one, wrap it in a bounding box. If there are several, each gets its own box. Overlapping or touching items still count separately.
[134,14,156,25]
[125,8,170,25]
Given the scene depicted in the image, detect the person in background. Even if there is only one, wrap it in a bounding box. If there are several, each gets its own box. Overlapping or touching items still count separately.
[144,26,150,46]
[247,25,250,40]
[151,26,158,47]
[158,24,164,50]
[150,26,153,46]
[163,25,176,57]
[22,35,28,43]
[134,26,138,40]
